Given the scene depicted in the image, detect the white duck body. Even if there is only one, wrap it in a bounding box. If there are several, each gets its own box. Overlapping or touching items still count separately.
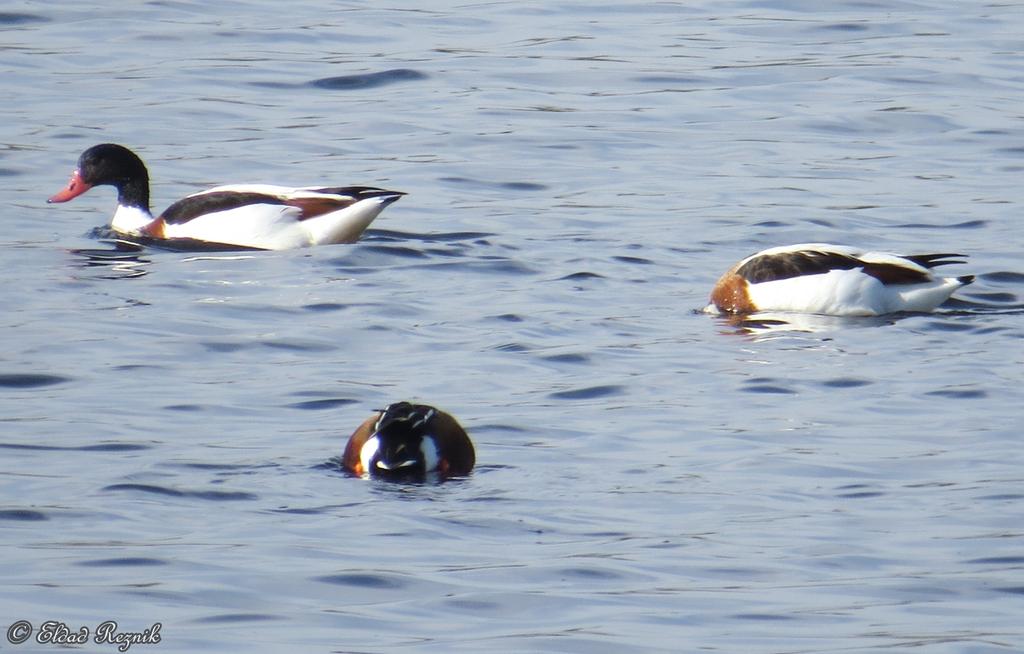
[130,184,402,250]
[708,243,973,317]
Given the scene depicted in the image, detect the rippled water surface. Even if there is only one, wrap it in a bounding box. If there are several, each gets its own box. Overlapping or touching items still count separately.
[2,2,1023,652]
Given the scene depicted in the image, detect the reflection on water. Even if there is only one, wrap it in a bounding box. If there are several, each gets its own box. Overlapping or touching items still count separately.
[69,240,152,280]
[712,311,896,338]
[708,290,1022,338]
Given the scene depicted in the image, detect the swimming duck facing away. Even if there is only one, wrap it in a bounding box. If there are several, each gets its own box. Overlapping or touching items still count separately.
[707,243,974,316]
[48,143,404,250]
[343,402,475,480]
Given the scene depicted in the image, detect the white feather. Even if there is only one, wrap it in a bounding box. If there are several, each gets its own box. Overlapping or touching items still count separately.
[163,204,309,249]
[159,196,393,250]
[300,196,394,246]
[110,204,155,233]
[421,436,441,472]
[746,268,892,316]
[359,436,381,476]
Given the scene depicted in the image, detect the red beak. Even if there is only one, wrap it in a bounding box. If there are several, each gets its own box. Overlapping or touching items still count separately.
[48,169,92,203]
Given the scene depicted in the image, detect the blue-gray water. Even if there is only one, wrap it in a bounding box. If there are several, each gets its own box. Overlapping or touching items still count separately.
[2,2,1023,652]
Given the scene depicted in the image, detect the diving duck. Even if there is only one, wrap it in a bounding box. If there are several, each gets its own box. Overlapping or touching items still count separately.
[343,402,475,480]
[707,243,973,316]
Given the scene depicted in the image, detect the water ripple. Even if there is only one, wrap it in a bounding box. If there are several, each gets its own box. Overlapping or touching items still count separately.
[76,557,168,567]
[286,398,357,410]
[102,484,258,501]
[742,378,797,395]
[439,176,548,192]
[0,509,48,521]
[820,378,872,388]
[193,613,283,624]
[307,68,428,90]
[0,442,151,452]
[0,373,70,388]
[0,12,49,25]
[548,384,625,400]
[925,387,987,399]
[315,573,408,589]
[963,556,1024,565]
[982,271,1024,283]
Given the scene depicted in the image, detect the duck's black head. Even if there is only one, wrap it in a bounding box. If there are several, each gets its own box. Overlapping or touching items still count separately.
[49,143,151,210]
